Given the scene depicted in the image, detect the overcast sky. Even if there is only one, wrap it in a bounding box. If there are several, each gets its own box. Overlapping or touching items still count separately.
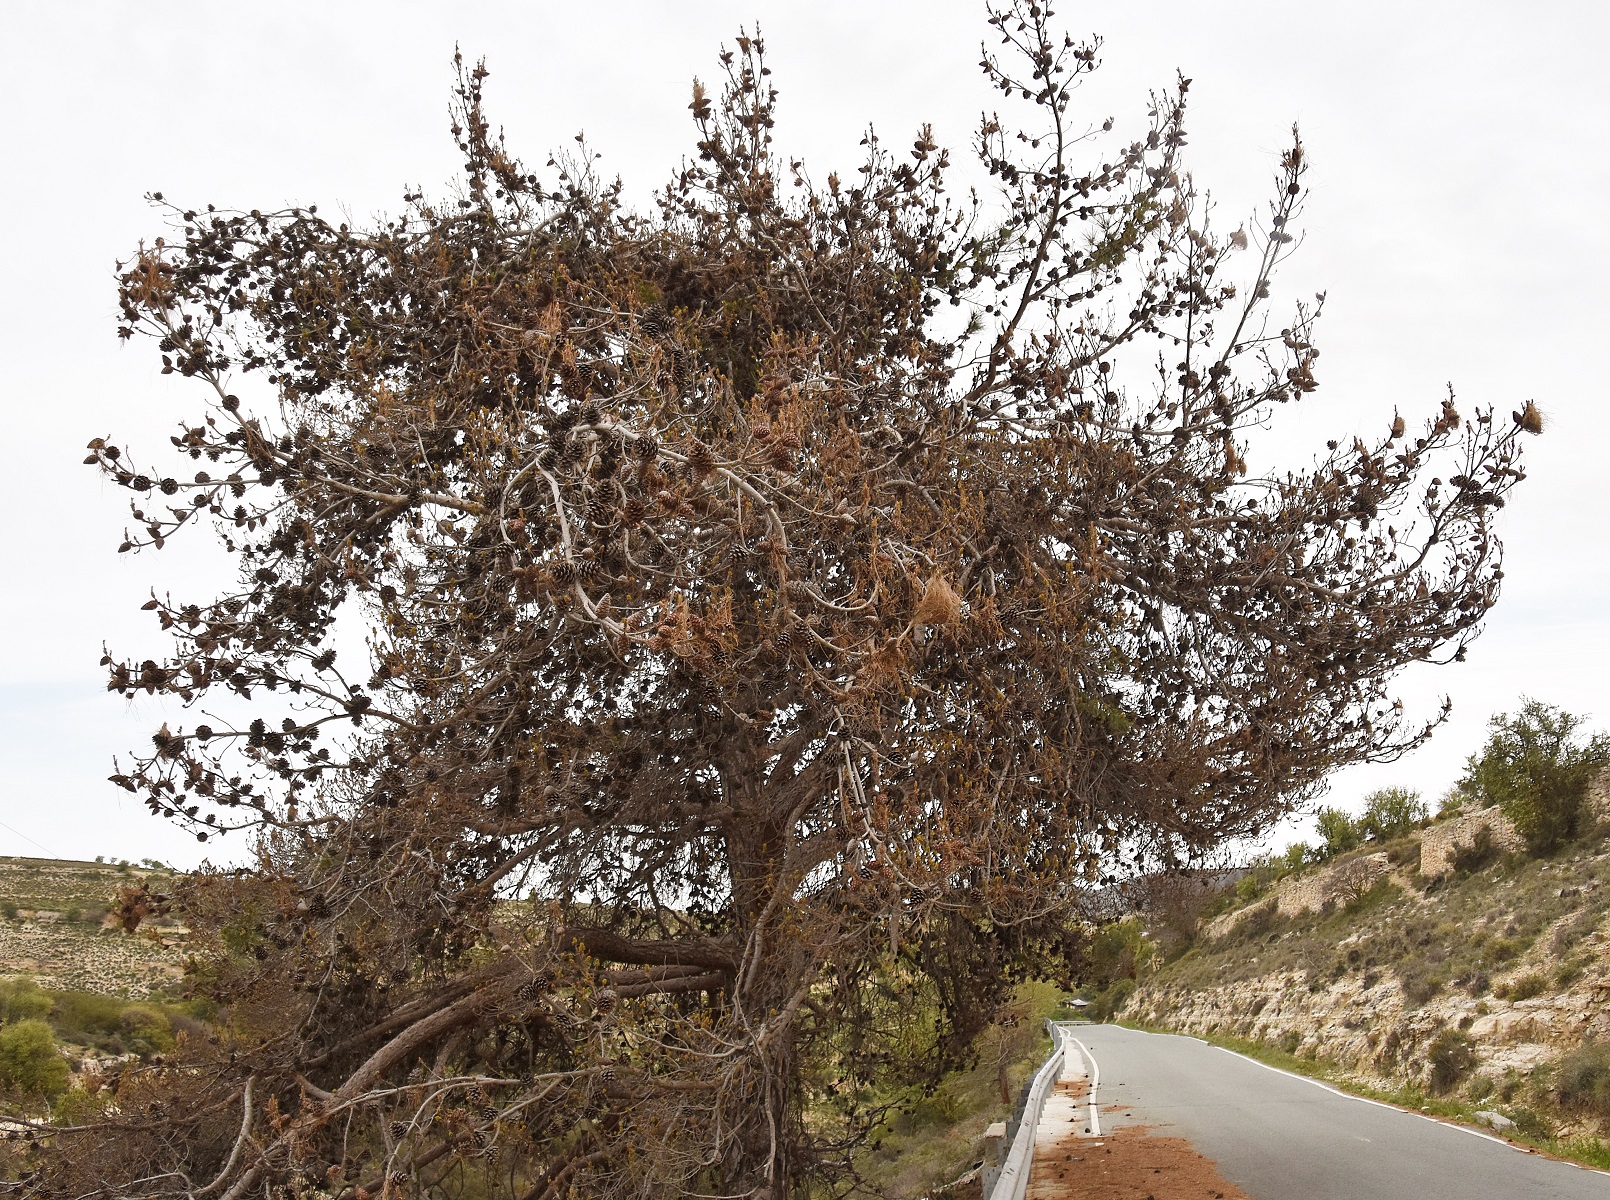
[1,1,1605,868]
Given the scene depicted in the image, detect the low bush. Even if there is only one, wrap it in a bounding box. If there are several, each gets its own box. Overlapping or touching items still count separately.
[0,978,52,1024]
[1384,837,1422,871]
[1550,910,1601,957]
[1497,971,1548,1002]
[1427,1028,1477,1093]
[1481,936,1522,966]
[1343,879,1400,917]
[0,1018,69,1099]
[45,990,179,1057]
[1552,1042,1610,1121]
[1556,960,1588,989]
[1087,978,1136,1023]
[1399,965,1444,1008]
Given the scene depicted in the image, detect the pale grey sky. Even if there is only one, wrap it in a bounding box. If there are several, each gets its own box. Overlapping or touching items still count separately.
[1,2,1605,867]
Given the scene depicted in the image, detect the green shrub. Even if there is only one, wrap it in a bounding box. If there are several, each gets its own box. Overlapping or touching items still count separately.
[1427,1028,1477,1093]
[1462,700,1610,854]
[1481,936,1521,966]
[52,1086,113,1124]
[1360,788,1427,842]
[0,1019,69,1098]
[1343,879,1400,916]
[46,990,178,1056]
[1399,966,1444,1008]
[1315,808,1362,860]
[1085,918,1154,989]
[0,901,15,920]
[119,1005,176,1057]
[1553,1042,1610,1120]
[1087,978,1136,1022]
[48,990,126,1041]
[1498,971,1548,1002]
[1556,960,1587,989]
[0,978,52,1024]
[1232,874,1265,905]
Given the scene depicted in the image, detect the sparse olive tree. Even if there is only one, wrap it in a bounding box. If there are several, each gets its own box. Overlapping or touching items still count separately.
[33,4,1536,1196]
[1359,786,1426,842]
[1462,700,1609,853]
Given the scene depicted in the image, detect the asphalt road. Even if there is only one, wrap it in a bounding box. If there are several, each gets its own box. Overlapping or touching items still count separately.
[1065,1023,1610,1199]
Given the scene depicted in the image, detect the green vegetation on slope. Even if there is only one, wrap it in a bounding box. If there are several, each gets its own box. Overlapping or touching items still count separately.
[0,857,183,997]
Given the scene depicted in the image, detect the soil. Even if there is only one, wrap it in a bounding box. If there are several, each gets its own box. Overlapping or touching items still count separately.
[1026,1122,1252,1200]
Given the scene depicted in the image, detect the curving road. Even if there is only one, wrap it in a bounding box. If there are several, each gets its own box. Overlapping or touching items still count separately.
[1053,1023,1610,1199]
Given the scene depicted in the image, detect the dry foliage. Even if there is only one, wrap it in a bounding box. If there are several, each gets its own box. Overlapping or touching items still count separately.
[31,4,1534,1197]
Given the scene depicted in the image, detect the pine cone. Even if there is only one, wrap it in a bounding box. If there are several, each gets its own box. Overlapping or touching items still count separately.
[639,306,671,338]
[671,348,695,394]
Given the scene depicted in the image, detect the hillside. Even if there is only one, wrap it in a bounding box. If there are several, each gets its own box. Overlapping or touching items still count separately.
[1119,794,1610,1151]
[0,856,185,997]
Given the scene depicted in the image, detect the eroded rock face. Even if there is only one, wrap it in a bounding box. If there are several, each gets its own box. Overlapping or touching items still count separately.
[1125,776,1610,1140]
[1127,964,1610,1092]
[1131,842,1610,1099]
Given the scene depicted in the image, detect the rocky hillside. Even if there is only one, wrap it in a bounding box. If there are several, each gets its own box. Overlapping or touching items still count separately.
[1124,793,1610,1144]
[0,857,185,997]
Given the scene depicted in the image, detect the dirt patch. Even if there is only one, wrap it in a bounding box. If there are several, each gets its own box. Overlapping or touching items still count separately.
[1026,1122,1251,1199]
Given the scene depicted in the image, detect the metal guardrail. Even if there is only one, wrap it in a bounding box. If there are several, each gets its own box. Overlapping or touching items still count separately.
[986,1020,1068,1200]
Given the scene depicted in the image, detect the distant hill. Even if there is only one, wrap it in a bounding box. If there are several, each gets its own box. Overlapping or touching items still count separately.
[0,856,185,997]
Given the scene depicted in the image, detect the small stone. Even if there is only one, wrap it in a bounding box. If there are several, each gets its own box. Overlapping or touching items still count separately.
[1474,1110,1515,1132]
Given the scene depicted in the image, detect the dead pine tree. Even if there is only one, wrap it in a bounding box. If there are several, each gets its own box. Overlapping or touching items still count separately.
[34,3,1538,1197]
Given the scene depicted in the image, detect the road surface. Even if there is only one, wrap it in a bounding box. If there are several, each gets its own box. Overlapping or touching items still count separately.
[1049,1023,1609,1199]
